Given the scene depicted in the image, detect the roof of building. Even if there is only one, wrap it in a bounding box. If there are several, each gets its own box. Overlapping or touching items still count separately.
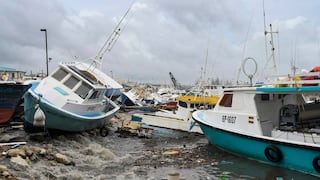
[0,67,26,73]
[0,67,17,71]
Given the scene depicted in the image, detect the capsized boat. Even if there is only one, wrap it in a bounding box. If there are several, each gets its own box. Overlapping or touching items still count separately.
[0,81,31,124]
[133,93,220,134]
[120,88,144,106]
[192,76,320,177]
[23,62,121,132]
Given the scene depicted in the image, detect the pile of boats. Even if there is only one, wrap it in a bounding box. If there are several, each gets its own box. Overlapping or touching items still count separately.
[1,8,320,176]
[3,66,320,177]
[132,90,221,134]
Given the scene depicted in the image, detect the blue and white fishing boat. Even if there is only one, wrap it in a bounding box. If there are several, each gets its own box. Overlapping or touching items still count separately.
[23,61,121,133]
[23,3,134,133]
[192,76,320,177]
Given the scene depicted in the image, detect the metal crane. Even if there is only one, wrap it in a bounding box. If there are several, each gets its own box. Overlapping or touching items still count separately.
[169,72,179,89]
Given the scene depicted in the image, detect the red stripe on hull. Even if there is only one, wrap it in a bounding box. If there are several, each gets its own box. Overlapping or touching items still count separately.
[0,108,15,124]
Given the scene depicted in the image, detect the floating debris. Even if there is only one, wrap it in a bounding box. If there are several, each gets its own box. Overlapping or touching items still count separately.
[0,142,26,147]
[116,118,153,138]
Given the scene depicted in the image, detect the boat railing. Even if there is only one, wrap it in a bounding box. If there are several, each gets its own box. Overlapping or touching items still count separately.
[262,72,320,87]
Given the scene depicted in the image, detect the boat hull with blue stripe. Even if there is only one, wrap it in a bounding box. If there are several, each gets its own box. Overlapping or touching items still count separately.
[24,62,121,132]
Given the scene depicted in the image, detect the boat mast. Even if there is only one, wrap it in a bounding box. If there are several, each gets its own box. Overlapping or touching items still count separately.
[197,44,209,94]
[202,44,209,90]
[268,24,278,75]
[88,1,134,71]
[262,1,278,77]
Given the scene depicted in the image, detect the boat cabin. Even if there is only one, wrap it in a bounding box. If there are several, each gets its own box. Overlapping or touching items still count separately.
[177,95,219,110]
[215,86,320,138]
[178,99,215,110]
[50,65,106,102]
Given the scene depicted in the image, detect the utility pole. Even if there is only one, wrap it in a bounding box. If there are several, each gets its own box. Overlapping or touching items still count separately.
[40,29,49,76]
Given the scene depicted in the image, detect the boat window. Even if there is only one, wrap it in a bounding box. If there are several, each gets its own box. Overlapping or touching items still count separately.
[261,94,273,101]
[89,90,102,99]
[178,100,188,108]
[75,82,91,99]
[52,68,68,81]
[198,103,204,109]
[64,75,79,89]
[219,94,233,107]
[190,103,195,108]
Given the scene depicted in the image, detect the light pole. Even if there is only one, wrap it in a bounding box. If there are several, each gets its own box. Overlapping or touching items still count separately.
[40,29,49,76]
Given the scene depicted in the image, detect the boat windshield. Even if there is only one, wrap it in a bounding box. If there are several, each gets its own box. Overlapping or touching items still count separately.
[219,94,233,107]
[75,82,91,99]
[178,100,187,108]
[64,75,80,89]
[52,68,68,81]
[89,90,104,100]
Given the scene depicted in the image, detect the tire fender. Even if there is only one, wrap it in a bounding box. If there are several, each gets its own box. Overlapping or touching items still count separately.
[264,145,282,162]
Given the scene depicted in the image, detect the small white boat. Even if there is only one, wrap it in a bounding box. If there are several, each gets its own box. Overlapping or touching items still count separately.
[133,93,220,134]
[192,76,320,177]
[120,88,144,106]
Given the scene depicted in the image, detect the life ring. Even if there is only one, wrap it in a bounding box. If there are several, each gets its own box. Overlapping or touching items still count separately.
[312,156,320,173]
[264,145,282,162]
[242,57,258,78]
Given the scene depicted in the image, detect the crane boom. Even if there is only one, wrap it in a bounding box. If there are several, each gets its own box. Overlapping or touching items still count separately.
[169,72,178,89]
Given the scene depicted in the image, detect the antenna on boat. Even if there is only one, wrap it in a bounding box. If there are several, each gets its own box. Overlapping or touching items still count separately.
[263,0,268,63]
[290,40,298,75]
[197,41,209,94]
[236,10,254,85]
[203,41,209,86]
[262,1,279,77]
[88,0,135,71]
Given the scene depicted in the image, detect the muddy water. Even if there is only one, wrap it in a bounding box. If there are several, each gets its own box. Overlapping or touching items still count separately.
[1,113,319,180]
[20,129,213,179]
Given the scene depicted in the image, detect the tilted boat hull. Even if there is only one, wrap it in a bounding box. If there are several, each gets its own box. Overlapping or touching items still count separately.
[193,112,320,177]
[24,83,119,132]
[0,109,15,124]
[0,83,31,124]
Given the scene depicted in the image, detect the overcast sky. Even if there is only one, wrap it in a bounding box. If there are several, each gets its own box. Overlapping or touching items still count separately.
[1,0,320,85]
